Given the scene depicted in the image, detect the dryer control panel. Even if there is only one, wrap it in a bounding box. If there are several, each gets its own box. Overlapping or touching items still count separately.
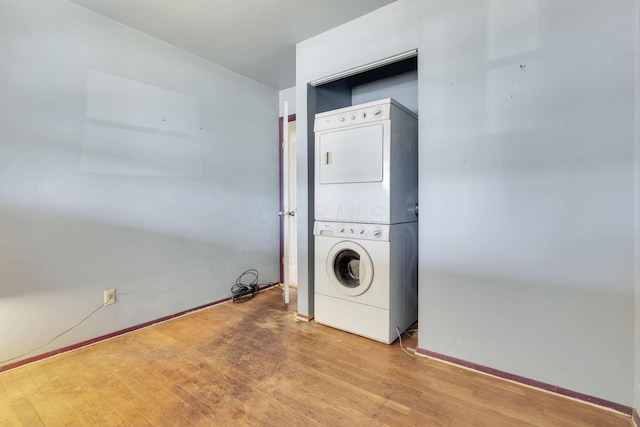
[314,99,392,132]
[314,221,389,242]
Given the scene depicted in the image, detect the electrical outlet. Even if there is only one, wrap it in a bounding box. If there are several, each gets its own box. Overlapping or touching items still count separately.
[104,289,116,306]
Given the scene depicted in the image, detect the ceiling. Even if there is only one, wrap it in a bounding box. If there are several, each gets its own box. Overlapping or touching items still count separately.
[70,0,397,90]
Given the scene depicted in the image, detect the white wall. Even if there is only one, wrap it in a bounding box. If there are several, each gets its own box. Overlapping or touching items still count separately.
[0,0,279,365]
[296,0,637,407]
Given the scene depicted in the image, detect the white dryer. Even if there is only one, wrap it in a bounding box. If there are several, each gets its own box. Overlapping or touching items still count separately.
[314,221,418,344]
[314,98,418,224]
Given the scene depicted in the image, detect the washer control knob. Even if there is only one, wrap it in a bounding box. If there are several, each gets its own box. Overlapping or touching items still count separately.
[373,227,383,238]
[349,228,355,234]
[373,109,382,116]
[339,116,345,122]
[359,229,365,235]
[339,227,345,234]
[350,115,356,120]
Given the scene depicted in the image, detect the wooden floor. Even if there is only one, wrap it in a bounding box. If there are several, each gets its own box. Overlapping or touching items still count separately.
[0,287,632,426]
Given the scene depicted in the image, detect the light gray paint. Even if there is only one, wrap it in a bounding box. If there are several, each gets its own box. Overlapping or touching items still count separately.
[296,0,637,407]
[418,0,635,406]
[0,0,278,364]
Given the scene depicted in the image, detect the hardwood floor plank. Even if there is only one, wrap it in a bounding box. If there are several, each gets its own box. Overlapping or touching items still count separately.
[0,288,631,426]
[9,397,45,426]
[0,398,27,427]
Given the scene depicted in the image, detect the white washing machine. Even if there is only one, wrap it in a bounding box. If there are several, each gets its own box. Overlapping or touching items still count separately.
[314,98,418,224]
[314,220,418,344]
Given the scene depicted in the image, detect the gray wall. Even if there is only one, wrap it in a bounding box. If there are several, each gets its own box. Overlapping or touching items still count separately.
[0,0,279,365]
[297,0,637,407]
[418,0,635,407]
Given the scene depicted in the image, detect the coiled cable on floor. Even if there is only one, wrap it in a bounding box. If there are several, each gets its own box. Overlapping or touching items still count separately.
[231,269,259,303]
[230,269,261,303]
[231,269,279,303]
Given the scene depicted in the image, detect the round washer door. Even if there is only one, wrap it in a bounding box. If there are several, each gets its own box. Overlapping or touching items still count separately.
[326,241,374,297]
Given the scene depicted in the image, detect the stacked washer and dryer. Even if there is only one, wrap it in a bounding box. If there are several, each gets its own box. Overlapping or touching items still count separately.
[313,98,418,344]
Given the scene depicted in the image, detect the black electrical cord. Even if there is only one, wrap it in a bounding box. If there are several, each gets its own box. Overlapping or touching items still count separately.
[231,269,259,303]
[231,269,278,303]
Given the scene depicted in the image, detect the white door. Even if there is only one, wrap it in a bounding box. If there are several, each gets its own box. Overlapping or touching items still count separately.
[280,102,297,304]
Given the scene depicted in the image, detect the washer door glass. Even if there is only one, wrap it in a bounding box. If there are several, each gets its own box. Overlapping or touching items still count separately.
[334,249,361,288]
[327,241,374,297]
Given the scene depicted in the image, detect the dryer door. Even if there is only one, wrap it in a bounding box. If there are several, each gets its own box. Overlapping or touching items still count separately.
[326,241,374,297]
[317,123,384,184]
